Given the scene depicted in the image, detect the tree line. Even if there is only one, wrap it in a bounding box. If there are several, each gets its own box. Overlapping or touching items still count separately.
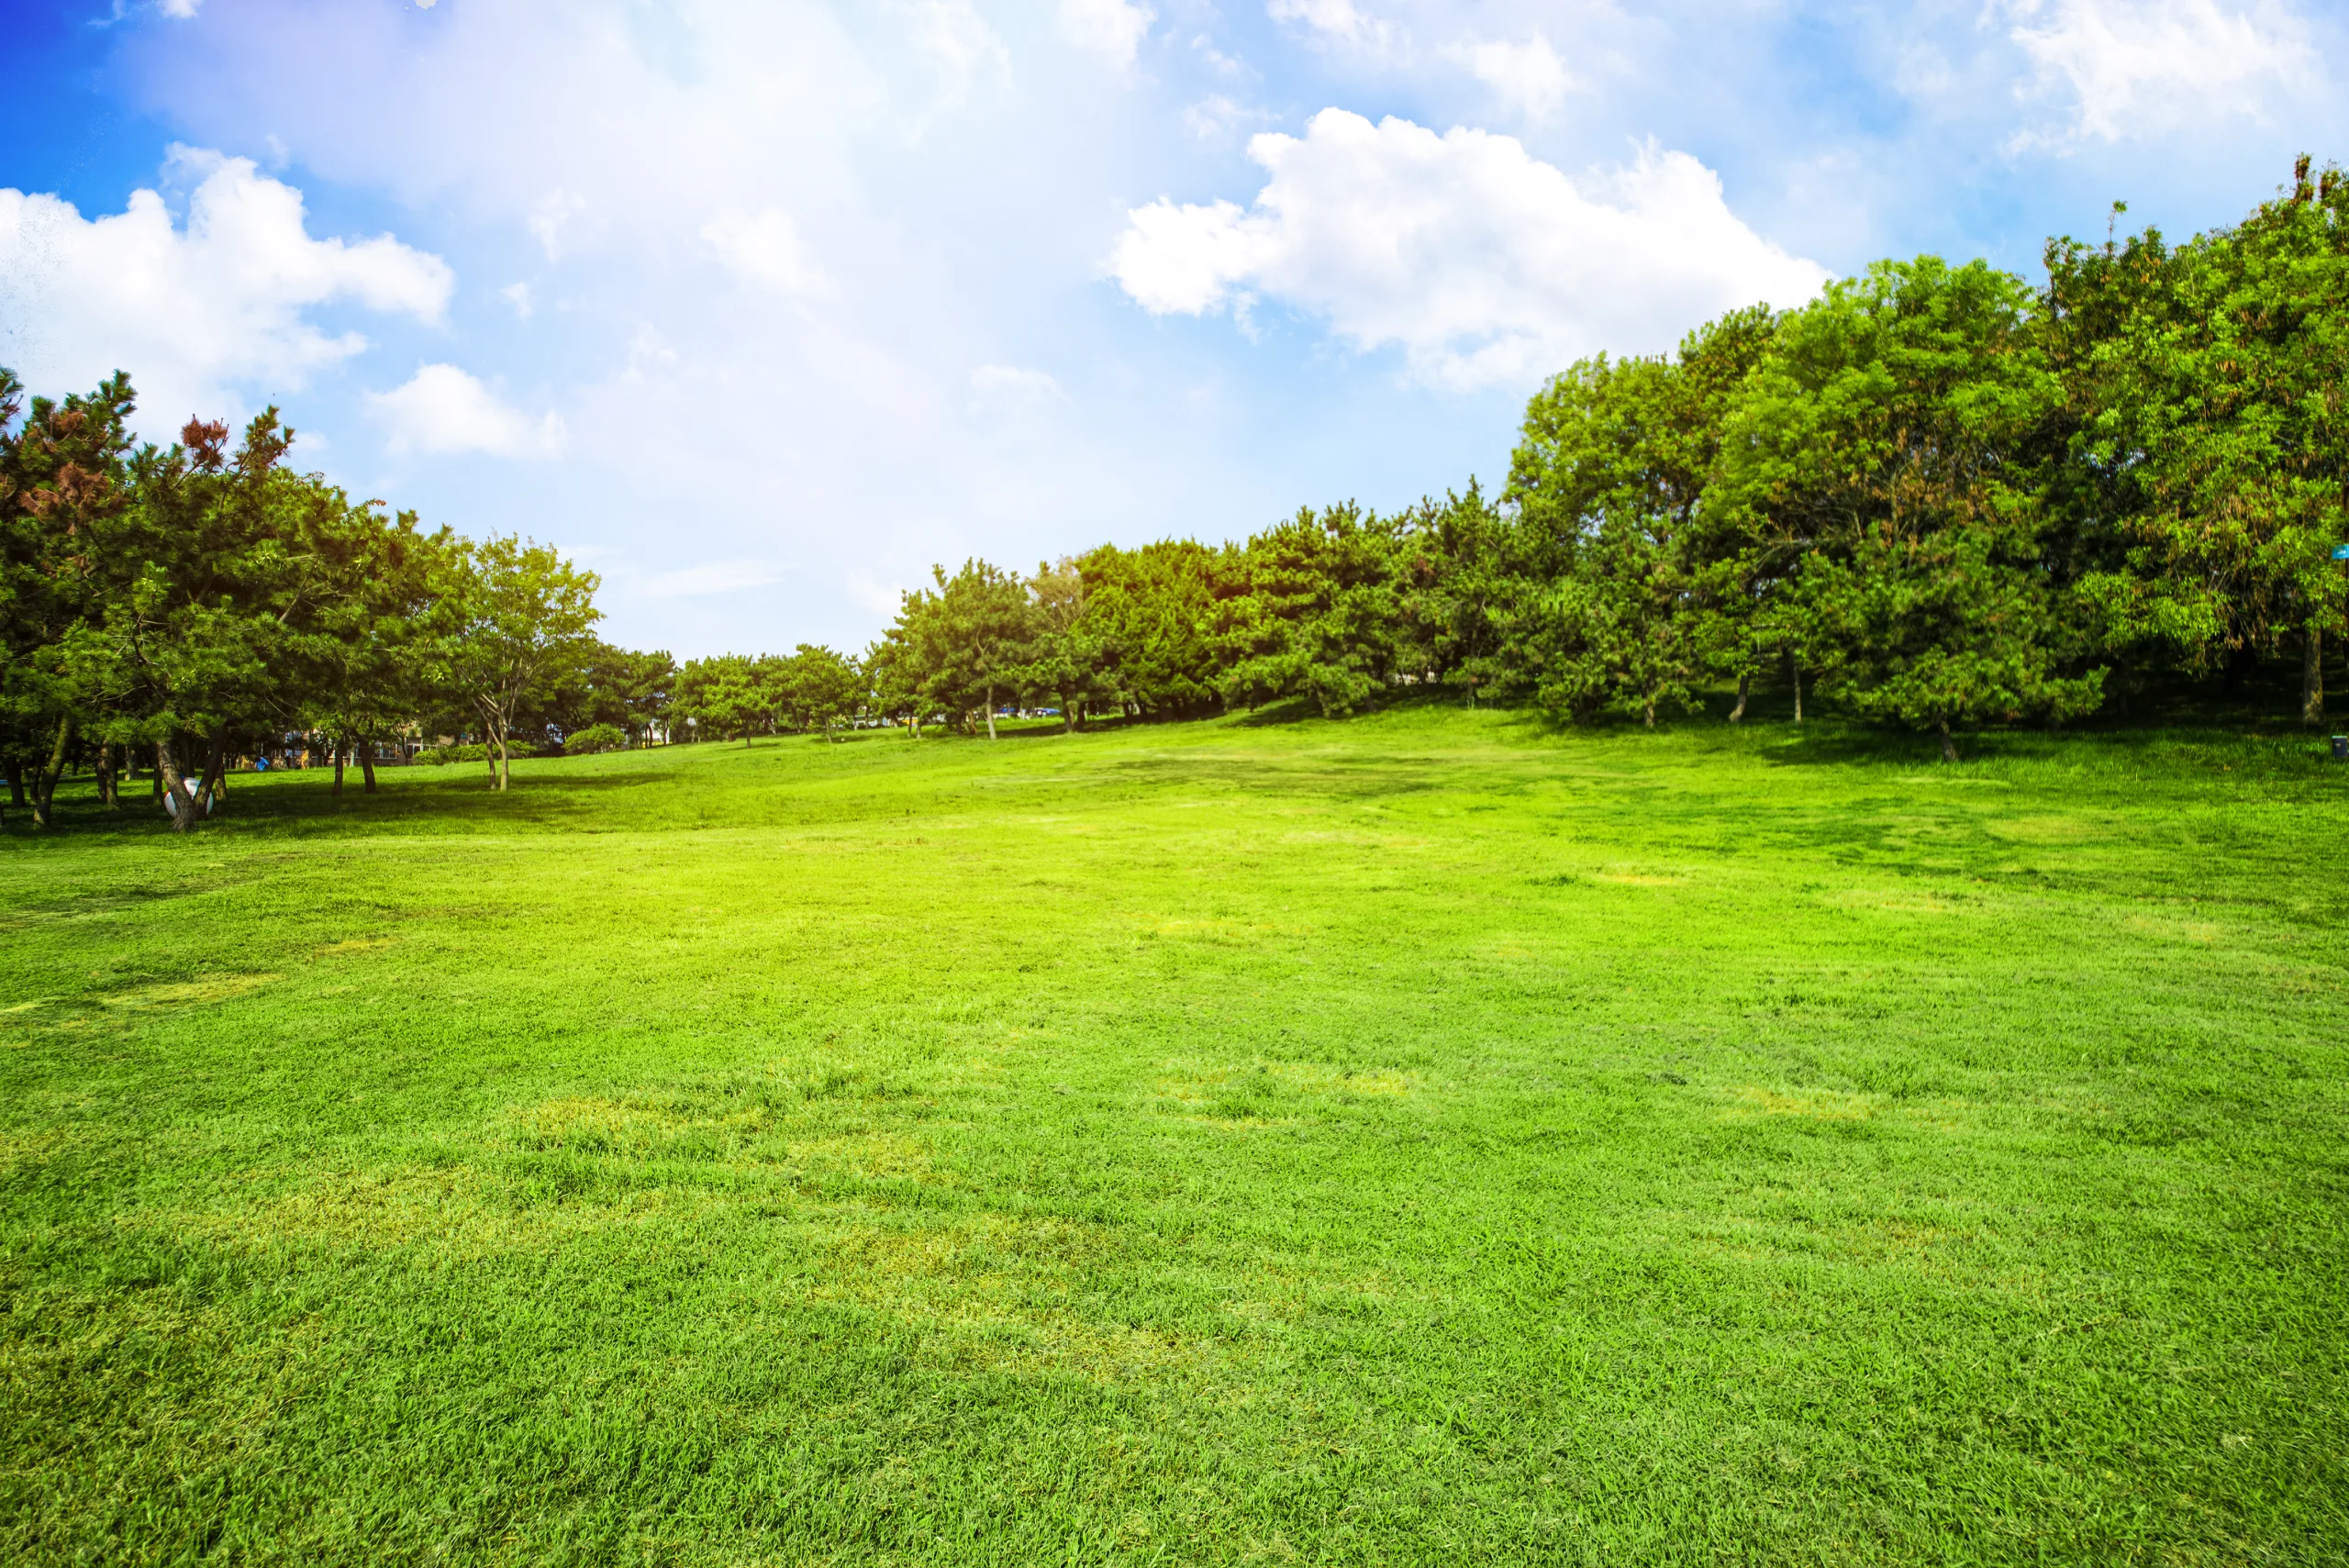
[6,161,2343,828]
[860,161,2349,758]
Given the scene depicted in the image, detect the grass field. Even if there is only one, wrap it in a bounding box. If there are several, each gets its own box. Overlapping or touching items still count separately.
[2,706,2344,1565]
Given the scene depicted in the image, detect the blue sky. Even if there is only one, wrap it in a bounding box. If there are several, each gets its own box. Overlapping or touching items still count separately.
[1,0,2342,658]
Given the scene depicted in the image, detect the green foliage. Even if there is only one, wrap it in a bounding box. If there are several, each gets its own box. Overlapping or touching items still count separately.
[1505,310,1776,724]
[1715,258,2104,753]
[1073,539,1226,716]
[562,723,627,755]
[2049,158,2349,719]
[433,535,601,788]
[1213,502,1408,717]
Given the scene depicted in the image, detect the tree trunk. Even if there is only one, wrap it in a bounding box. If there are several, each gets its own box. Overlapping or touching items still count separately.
[195,728,229,816]
[1729,672,1749,724]
[155,739,195,833]
[7,769,24,809]
[1792,662,1804,724]
[96,743,117,808]
[361,747,378,793]
[496,731,510,791]
[2303,627,2323,727]
[331,740,346,798]
[1939,718,1957,763]
[984,684,997,740]
[30,714,72,828]
[1642,695,1656,728]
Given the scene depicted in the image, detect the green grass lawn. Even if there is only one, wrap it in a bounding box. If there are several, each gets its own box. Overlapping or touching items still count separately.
[3,706,2344,1565]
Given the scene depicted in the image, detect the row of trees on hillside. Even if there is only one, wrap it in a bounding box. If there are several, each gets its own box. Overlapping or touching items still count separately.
[6,161,2344,830]
[0,379,619,826]
[845,160,2349,760]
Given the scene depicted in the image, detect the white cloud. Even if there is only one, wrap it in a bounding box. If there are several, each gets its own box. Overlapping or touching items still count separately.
[641,559,790,597]
[970,363,1066,402]
[702,208,829,296]
[366,363,567,457]
[895,0,1012,125]
[1182,95,1275,141]
[502,281,535,318]
[2007,0,2310,141]
[1266,0,1399,52]
[529,189,590,261]
[1111,109,1828,389]
[1058,0,1153,67]
[0,146,450,434]
[1446,36,1575,125]
[159,0,200,17]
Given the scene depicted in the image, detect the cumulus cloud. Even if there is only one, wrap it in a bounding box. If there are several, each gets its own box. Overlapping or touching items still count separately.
[1267,0,1400,52]
[0,147,451,434]
[2007,0,2311,141]
[895,0,1012,125]
[1058,0,1153,67]
[366,363,567,457]
[1446,36,1575,125]
[702,208,829,296]
[1111,109,1827,389]
[970,363,1067,402]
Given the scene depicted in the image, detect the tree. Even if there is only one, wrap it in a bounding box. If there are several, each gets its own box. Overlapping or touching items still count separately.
[776,644,863,739]
[1214,503,1407,717]
[1713,257,2103,758]
[1073,540,1225,717]
[909,559,1036,739]
[438,535,601,788]
[671,654,766,743]
[292,498,448,795]
[2048,157,2349,724]
[1017,557,1117,730]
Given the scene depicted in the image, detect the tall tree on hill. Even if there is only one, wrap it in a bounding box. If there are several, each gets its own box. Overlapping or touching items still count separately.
[0,370,136,825]
[917,559,1037,739]
[438,535,601,788]
[2048,157,2349,724]
[672,654,767,743]
[1713,257,2103,758]
[1215,503,1407,717]
[777,644,863,738]
[1018,556,1117,730]
[1508,329,1756,726]
[294,498,449,795]
[1074,539,1223,717]
[1392,483,1520,706]
[109,406,326,826]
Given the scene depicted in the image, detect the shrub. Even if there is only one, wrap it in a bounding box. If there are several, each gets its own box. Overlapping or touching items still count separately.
[565,723,627,755]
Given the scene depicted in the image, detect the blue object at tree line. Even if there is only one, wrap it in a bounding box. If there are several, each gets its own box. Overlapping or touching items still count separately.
[2332,544,2349,560]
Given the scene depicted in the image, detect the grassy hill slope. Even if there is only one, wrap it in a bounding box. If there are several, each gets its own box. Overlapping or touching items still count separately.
[3,707,2344,1564]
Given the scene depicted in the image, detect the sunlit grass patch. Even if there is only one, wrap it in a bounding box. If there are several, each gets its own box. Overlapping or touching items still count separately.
[1,708,2343,1564]
[1721,1085,1885,1121]
[98,972,280,1008]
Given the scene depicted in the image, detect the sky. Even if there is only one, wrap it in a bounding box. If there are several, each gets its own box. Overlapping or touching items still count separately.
[0,0,2341,658]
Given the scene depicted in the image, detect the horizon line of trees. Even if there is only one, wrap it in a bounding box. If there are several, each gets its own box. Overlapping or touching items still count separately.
[7,159,2345,829]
